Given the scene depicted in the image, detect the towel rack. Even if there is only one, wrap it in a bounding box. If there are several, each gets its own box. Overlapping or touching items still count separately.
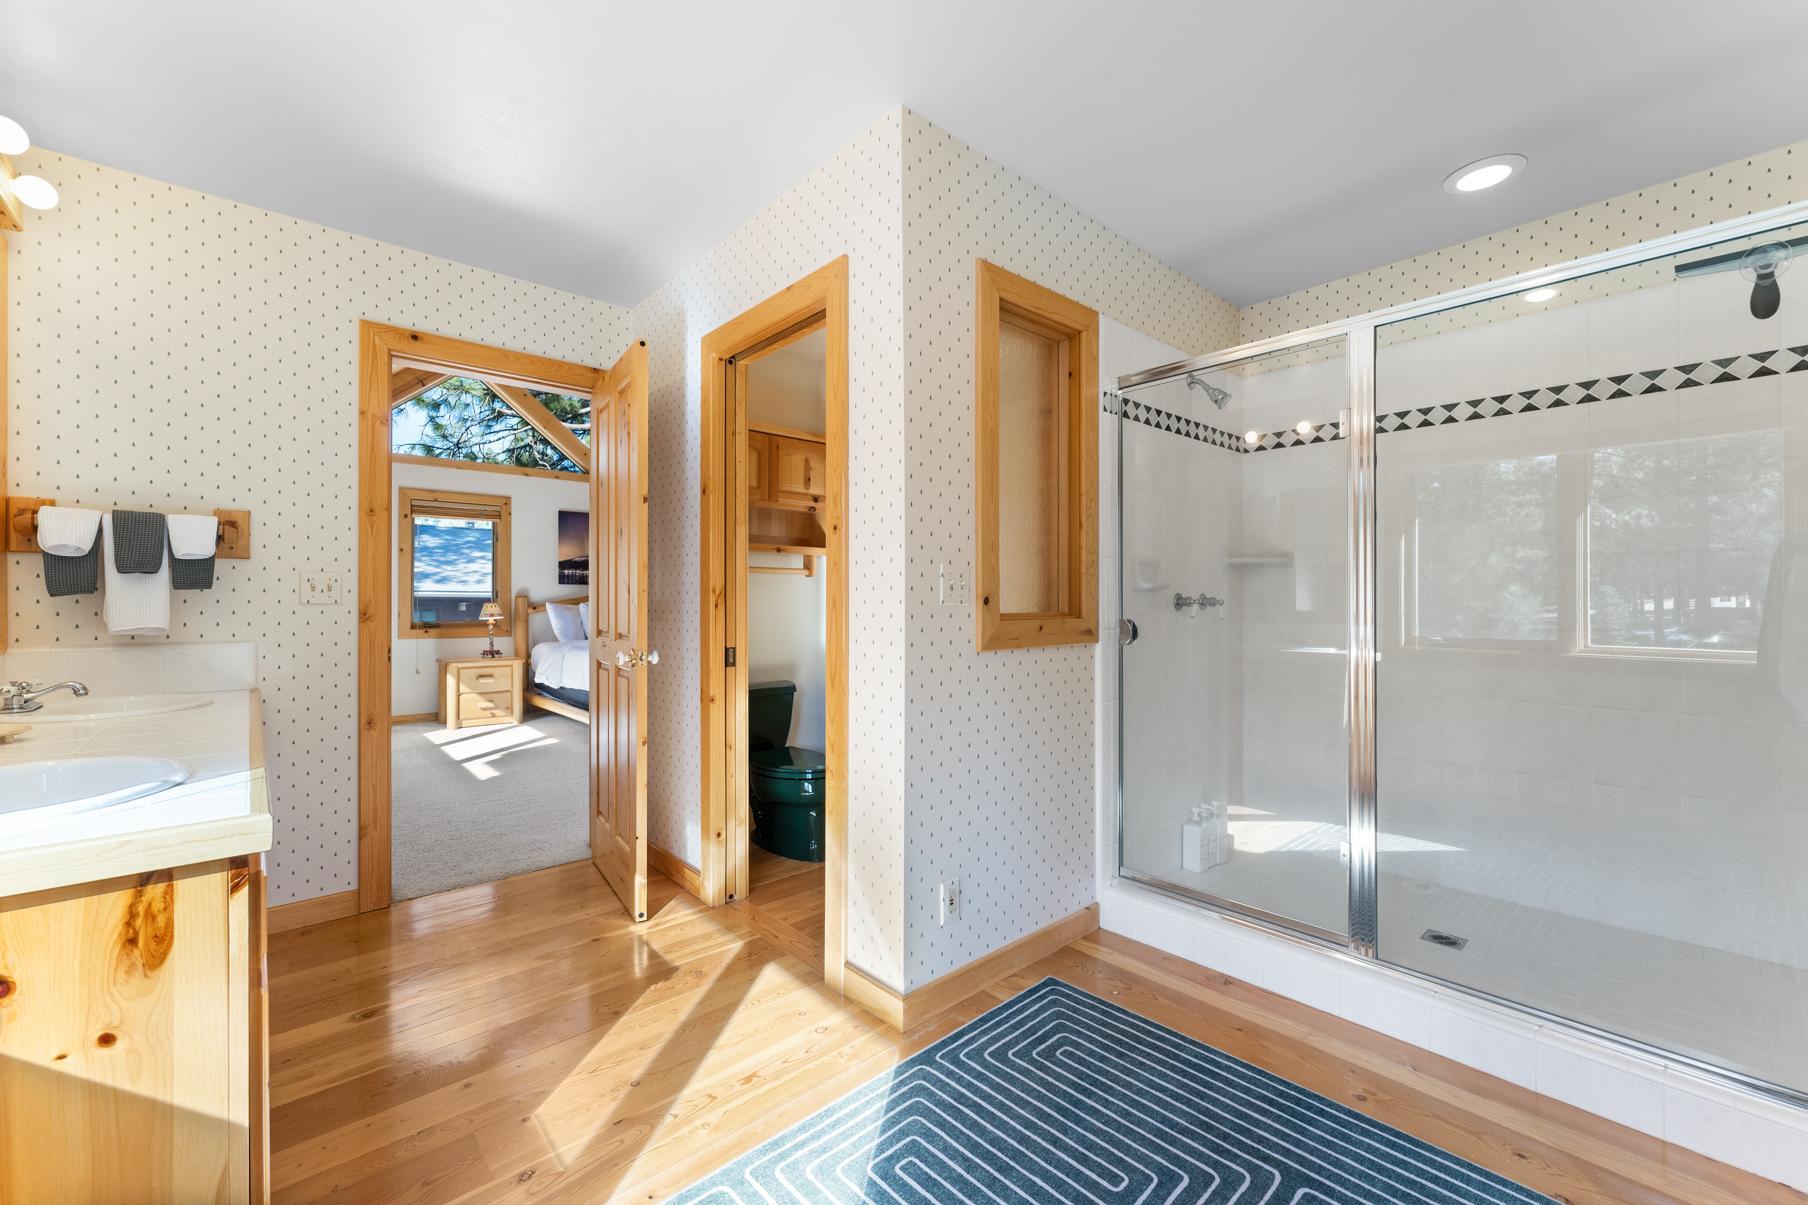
[6,497,253,559]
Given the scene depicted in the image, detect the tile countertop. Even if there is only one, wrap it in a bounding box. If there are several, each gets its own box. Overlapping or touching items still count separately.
[0,689,272,897]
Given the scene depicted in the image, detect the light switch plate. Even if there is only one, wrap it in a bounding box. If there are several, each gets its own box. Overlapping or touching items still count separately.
[936,562,968,607]
[301,570,340,606]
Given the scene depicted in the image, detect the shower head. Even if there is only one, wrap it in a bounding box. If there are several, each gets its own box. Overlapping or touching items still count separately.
[1675,235,1808,320]
[1186,374,1232,409]
[1740,243,1792,320]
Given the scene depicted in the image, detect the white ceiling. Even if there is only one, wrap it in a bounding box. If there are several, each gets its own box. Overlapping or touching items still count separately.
[6,1,1808,307]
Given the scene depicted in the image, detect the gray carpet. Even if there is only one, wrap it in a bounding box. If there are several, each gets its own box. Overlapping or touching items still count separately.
[390,714,590,901]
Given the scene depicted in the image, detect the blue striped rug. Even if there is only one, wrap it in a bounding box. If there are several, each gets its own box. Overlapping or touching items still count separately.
[672,977,1554,1204]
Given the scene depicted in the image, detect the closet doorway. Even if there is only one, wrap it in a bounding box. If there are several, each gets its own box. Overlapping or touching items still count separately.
[699,259,848,988]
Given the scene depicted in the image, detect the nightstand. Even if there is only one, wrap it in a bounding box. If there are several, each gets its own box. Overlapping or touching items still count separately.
[438,656,526,730]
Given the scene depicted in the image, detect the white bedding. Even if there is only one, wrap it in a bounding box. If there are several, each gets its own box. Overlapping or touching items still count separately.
[531,639,590,694]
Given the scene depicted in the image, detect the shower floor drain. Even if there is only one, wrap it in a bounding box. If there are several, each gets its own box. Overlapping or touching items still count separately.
[1420,929,1468,950]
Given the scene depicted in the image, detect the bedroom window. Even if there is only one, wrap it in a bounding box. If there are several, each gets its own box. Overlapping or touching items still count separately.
[399,487,512,638]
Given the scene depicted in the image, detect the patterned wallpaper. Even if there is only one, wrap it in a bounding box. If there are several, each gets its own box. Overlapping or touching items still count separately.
[1241,142,1808,341]
[3,150,634,905]
[633,109,909,986]
[899,111,1238,989]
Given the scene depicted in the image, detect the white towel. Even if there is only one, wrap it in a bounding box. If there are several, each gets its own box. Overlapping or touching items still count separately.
[36,506,101,556]
[167,513,219,560]
[101,512,170,636]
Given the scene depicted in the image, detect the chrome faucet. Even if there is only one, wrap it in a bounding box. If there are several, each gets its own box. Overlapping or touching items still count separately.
[0,680,90,713]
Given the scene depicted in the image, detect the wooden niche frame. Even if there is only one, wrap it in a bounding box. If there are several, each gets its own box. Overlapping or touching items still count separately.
[973,260,1100,651]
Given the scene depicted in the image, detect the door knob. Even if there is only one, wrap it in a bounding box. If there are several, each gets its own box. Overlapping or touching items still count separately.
[614,648,661,669]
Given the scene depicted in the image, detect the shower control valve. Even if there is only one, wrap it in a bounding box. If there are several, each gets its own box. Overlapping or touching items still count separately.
[1174,592,1225,613]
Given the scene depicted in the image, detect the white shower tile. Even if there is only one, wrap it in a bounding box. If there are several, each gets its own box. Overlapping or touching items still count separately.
[1259,941,1342,1016]
[1663,1085,1808,1192]
[1586,284,1679,378]
[1591,709,1680,792]
[1338,970,1429,1047]
[1192,919,1269,986]
[1680,713,1782,808]
[1534,1032,1666,1137]
[1424,999,1538,1090]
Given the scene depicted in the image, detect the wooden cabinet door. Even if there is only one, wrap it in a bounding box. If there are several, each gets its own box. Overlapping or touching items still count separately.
[746,431,771,505]
[771,436,826,511]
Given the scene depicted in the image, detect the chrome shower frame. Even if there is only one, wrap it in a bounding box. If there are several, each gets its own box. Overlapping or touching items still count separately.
[1114,197,1808,1111]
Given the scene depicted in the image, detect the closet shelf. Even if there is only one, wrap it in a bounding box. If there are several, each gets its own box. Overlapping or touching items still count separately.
[749,536,827,557]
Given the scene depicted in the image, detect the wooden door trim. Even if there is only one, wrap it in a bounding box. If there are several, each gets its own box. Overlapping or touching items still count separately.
[699,258,849,991]
[356,321,602,914]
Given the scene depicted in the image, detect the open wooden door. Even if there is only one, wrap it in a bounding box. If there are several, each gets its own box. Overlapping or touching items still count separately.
[590,340,652,921]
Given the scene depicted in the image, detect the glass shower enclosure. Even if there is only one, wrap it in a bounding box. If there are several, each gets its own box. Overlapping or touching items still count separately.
[1116,204,1808,1105]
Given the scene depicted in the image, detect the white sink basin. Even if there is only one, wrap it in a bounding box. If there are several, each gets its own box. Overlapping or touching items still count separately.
[7,693,213,723]
[0,756,190,835]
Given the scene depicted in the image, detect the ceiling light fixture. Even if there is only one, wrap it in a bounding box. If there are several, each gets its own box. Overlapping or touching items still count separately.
[1443,154,1526,195]
[0,113,59,214]
[0,115,27,157]
[8,173,58,211]
[1523,287,1560,304]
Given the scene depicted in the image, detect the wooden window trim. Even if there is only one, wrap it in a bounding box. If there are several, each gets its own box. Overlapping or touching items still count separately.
[397,486,512,639]
[973,259,1099,651]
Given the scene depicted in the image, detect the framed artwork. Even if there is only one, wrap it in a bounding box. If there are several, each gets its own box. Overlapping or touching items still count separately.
[557,510,589,585]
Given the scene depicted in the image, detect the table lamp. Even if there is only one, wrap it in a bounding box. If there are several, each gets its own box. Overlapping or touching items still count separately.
[479,601,505,658]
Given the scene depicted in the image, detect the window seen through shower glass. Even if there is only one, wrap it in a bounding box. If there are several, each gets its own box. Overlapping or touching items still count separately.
[1587,431,1783,653]
[1374,219,1808,1097]
[1117,335,1350,941]
[1410,455,1560,645]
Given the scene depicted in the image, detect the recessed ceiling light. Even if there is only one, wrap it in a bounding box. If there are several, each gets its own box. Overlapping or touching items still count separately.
[1523,287,1560,304]
[1443,154,1526,195]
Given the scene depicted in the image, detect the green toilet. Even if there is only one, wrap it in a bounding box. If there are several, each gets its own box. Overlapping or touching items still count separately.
[747,681,826,862]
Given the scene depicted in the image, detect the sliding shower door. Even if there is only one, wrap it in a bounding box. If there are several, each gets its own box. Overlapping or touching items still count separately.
[1118,336,1352,940]
[1118,206,1808,1102]
[1372,221,1808,1097]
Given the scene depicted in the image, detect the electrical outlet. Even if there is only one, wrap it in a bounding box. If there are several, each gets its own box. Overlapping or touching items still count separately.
[301,570,340,606]
[937,878,961,925]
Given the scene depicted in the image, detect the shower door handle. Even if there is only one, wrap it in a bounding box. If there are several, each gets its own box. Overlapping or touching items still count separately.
[1119,618,1138,646]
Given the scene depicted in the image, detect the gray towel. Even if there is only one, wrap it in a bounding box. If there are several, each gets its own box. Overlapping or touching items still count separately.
[172,555,215,591]
[110,510,166,573]
[43,544,100,596]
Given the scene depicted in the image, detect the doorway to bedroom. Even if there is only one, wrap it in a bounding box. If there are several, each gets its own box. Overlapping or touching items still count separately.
[356,325,607,909]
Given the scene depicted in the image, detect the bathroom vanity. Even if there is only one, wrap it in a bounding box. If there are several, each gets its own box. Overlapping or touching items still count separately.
[0,686,273,1203]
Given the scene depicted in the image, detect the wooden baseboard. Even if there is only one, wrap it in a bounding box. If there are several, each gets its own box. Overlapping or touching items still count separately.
[841,963,906,1028]
[526,691,588,723]
[390,711,437,726]
[839,902,1100,1031]
[648,843,704,899]
[267,889,359,934]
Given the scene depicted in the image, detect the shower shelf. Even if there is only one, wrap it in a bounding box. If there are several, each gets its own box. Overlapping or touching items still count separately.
[1225,553,1293,568]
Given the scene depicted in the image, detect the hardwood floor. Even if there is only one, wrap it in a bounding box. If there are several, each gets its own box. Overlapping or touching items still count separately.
[735,847,824,967]
[268,860,1805,1204]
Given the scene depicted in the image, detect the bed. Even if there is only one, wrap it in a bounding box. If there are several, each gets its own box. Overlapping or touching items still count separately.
[513,591,591,723]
